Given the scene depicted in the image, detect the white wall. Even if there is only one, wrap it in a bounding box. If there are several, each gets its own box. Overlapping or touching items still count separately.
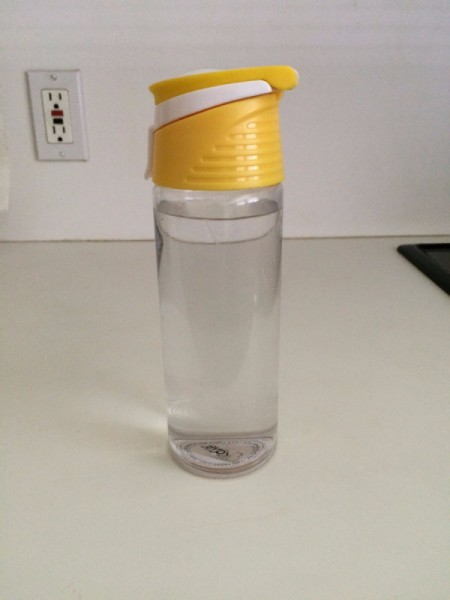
[0,0,449,240]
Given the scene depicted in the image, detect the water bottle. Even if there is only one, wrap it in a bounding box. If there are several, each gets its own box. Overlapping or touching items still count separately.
[148,66,298,477]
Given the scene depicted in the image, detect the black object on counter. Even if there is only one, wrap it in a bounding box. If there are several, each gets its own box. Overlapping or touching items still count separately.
[398,244,450,295]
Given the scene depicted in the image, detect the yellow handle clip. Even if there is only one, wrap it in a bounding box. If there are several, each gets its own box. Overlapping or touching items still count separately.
[150,65,299,104]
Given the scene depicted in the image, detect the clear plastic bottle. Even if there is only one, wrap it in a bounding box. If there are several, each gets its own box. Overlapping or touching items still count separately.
[148,66,298,477]
[154,184,283,477]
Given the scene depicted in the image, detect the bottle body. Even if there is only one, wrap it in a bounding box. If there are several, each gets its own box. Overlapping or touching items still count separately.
[154,184,283,477]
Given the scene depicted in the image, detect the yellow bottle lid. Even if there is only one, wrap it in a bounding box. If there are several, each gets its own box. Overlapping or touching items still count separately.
[148,66,298,190]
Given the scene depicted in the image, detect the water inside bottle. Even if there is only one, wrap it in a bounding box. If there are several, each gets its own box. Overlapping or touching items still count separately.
[155,202,281,477]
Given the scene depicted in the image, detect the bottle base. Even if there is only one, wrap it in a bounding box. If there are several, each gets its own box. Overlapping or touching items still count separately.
[168,429,277,478]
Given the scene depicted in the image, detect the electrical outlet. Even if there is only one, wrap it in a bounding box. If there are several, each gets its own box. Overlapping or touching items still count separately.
[41,89,73,143]
[27,70,89,161]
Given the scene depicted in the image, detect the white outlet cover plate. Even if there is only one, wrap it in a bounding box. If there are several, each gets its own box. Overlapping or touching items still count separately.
[27,70,89,161]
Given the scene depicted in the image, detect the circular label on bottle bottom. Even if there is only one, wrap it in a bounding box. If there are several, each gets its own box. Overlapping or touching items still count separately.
[179,439,265,469]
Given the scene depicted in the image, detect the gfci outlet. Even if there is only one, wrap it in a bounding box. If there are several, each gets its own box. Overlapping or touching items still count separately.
[42,89,73,143]
[27,70,89,161]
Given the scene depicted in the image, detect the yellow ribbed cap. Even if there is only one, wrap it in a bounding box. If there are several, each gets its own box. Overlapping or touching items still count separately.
[149,66,298,190]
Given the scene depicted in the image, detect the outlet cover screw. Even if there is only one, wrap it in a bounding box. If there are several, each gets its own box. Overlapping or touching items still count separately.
[50,74,58,81]
[59,151,66,158]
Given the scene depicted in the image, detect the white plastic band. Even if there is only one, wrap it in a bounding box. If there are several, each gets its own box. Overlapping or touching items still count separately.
[154,80,272,129]
[144,125,154,180]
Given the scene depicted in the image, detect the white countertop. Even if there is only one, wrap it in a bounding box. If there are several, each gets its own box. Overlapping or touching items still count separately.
[2,237,449,600]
